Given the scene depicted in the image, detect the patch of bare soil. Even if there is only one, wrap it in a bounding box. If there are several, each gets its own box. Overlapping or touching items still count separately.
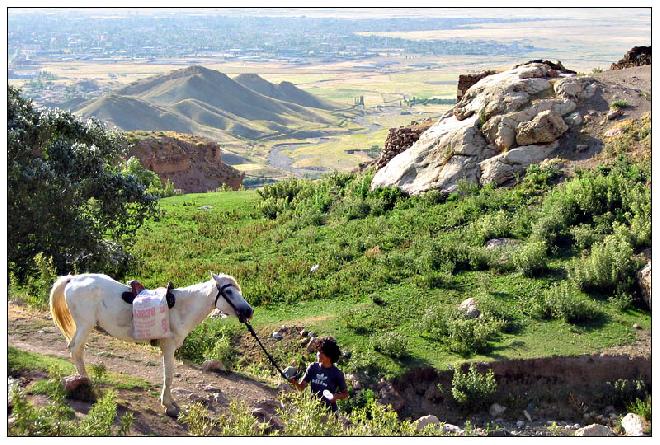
[8,302,279,436]
[556,65,651,172]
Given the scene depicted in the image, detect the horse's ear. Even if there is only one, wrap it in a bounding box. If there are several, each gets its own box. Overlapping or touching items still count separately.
[211,273,220,282]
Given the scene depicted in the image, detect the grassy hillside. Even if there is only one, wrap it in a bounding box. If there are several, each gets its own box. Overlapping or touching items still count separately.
[129,132,650,381]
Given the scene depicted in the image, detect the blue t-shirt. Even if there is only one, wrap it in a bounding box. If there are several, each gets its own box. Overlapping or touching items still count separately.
[303,362,347,412]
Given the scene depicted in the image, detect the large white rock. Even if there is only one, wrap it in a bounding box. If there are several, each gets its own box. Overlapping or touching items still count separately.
[415,414,441,431]
[516,110,569,146]
[637,261,651,310]
[458,297,480,318]
[621,413,645,436]
[574,424,615,436]
[371,62,591,195]
[479,142,559,186]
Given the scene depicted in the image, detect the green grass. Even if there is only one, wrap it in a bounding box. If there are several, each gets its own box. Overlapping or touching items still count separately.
[8,347,151,390]
[128,156,651,380]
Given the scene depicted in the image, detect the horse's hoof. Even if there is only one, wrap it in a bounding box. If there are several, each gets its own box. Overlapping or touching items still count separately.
[165,405,180,418]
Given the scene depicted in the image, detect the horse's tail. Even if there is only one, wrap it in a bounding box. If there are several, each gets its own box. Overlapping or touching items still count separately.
[49,275,76,342]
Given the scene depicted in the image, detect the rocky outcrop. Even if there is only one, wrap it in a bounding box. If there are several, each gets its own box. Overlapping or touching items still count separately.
[574,424,615,436]
[129,133,244,193]
[457,70,497,101]
[611,46,651,70]
[371,120,433,170]
[637,261,651,310]
[371,61,599,195]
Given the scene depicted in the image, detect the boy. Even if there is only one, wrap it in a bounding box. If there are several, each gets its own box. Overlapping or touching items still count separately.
[289,337,348,413]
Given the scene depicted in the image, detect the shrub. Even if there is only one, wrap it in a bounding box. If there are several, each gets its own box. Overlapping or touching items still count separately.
[610,99,629,110]
[176,318,240,366]
[372,332,409,359]
[277,390,343,436]
[217,400,268,436]
[603,378,648,407]
[346,398,417,436]
[531,281,602,324]
[570,233,640,295]
[179,402,219,436]
[512,241,548,277]
[423,306,503,355]
[451,363,497,411]
[628,396,651,421]
[9,383,131,436]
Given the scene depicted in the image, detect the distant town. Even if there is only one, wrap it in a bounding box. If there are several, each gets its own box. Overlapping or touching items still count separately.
[9,11,539,107]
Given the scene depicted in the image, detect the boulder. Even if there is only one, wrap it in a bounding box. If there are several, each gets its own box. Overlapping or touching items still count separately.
[489,403,507,417]
[479,142,559,187]
[202,359,227,373]
[458,298,480,319]
[637,261,651,310]
[61,375,95,402]
[621,413,645,436]
[415,414,441,431]
[485,238,521,250]
[371,61,593,195]
[515,110,568,146]
[442,423,464,435]
[574,424,615,436]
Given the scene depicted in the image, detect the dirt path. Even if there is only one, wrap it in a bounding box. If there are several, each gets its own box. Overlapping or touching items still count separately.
[8,302,280,436]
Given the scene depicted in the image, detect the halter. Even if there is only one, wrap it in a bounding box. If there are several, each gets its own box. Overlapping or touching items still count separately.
[214,282,239,312]
[213,281,288,380]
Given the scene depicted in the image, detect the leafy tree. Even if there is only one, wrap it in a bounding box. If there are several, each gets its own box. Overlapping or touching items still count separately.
[8,86,158,279]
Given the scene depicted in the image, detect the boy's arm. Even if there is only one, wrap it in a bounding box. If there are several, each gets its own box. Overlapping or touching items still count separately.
[289,378,308,391]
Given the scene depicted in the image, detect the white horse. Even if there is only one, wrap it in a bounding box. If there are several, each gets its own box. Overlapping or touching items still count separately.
[49,272,253,417]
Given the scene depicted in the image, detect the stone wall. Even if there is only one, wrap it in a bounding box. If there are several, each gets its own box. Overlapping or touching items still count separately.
[611,46,651,70]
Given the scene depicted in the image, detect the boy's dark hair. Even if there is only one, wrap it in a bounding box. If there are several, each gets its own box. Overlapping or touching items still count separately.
[319,337,341,363]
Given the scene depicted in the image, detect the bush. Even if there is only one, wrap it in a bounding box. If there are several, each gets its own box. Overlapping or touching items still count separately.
[602,378,648,408]
[451,363,497,411]
[175,318,240,366]
[423,306,503,355]
[8,86,158,280]
[217,400,267,436]
[9,382,131,436]
[628,396,652,421]
[277,390,343,436]
[346,398,418,436]
[570,233,640,295]
[531,282,602,324]
[512,241,548,277]
[372,332,409,359]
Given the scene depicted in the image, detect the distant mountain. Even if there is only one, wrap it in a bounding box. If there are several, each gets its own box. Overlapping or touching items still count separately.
[234,73,336,110]
[76,65,340,142]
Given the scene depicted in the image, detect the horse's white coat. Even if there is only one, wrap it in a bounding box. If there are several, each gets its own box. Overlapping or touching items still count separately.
[49,272,251,416]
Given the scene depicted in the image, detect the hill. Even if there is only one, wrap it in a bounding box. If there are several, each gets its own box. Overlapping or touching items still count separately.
[234,73,337,110]
[76,65,341,142]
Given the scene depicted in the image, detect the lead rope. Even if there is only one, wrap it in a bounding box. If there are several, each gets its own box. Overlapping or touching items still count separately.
[215,284,288,380]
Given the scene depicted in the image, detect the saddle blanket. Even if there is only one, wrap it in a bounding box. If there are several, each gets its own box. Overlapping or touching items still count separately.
[132,289,172,340]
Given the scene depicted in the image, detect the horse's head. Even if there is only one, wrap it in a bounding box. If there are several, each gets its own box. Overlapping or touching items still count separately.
[211,273,253,323]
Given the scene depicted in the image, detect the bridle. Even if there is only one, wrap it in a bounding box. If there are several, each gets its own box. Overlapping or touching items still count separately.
[213,281,288,380]
[214,282,238,312]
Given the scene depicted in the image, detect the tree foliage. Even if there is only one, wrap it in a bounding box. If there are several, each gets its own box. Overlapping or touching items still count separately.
[8,86,158,279]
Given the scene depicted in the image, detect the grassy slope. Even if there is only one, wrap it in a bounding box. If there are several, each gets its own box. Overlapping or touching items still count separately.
[130,156,651,378]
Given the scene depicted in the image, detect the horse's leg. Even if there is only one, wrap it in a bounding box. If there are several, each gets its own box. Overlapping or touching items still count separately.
[160,339,179,417]
[68,323,93,377]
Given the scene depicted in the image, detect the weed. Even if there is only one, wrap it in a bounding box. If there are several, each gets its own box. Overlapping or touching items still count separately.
[610,99,629,110]
[372,332,409,359]
[452,363,497,412]
[627,396,651,421]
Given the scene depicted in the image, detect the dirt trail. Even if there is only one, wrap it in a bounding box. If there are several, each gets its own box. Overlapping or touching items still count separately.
[8,302,280,436]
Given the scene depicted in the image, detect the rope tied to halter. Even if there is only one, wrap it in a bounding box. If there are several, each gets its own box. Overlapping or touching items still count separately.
[214,283,288,380]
